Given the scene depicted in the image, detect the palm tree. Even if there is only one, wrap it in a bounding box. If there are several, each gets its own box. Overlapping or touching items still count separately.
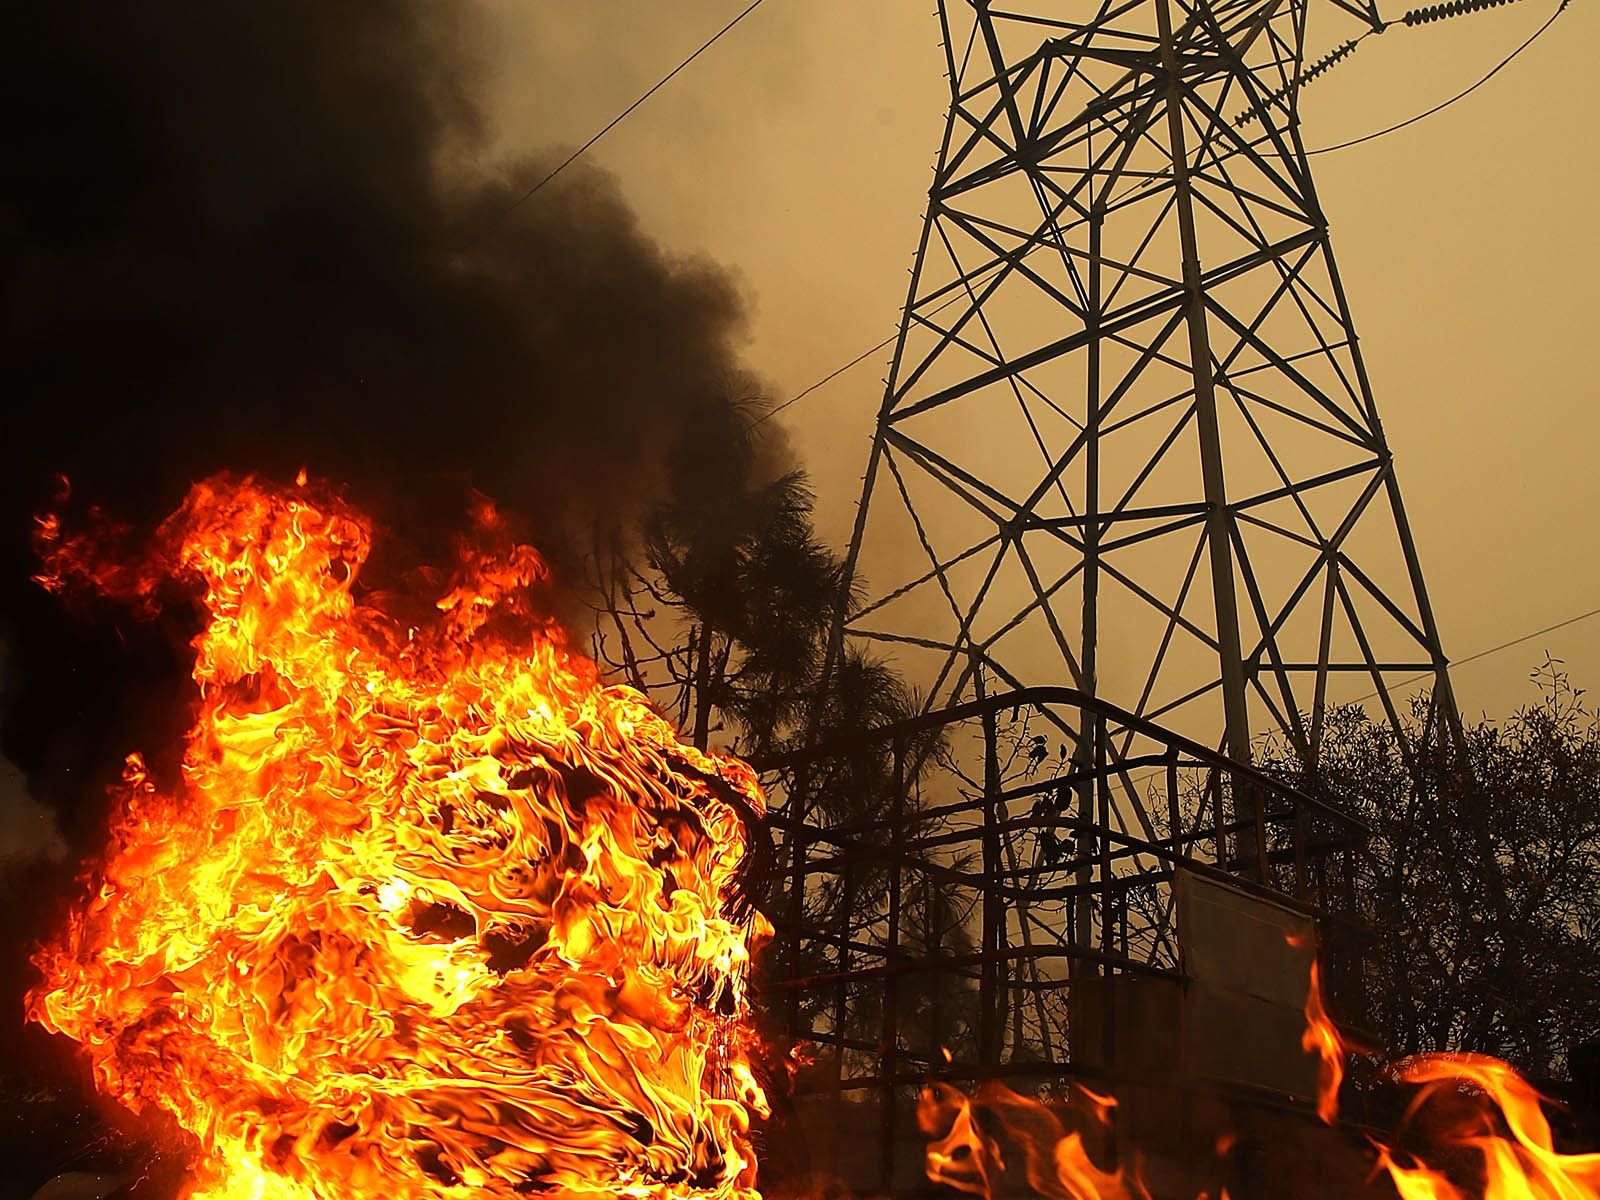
[586,390,966,1045]
[589,393,838,756]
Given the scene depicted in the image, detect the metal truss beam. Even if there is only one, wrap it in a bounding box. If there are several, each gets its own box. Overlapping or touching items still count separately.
[834,0,1459,771]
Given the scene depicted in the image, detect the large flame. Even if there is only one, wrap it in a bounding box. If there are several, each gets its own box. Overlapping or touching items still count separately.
[27,475,771,1200]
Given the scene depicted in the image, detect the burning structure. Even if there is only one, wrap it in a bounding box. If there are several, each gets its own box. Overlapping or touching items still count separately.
[17,477,1600,1200]
[758,690,1368,1197]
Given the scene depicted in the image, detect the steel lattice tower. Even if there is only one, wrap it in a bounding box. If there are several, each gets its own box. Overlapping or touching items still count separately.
[836,0,1458,767]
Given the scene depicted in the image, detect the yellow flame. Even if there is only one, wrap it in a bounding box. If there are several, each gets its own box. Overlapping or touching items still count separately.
[917,1081,1148,1200]
[29,475,771,1200]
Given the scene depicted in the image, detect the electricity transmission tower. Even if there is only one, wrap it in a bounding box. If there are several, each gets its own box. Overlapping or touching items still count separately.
[763,5,1478,1161]
[835,0,1458,768]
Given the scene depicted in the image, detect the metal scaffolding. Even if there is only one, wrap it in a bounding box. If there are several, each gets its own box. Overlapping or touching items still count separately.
[757,687,1368,1192]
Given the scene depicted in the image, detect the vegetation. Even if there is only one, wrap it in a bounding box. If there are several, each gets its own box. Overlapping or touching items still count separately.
[590,396,1600,1089]
[1262,657,1600,1081]
[587,394,951,1046]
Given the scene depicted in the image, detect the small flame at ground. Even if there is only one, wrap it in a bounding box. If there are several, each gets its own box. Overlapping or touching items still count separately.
[1303,958,1345,1124]
[918,1081,1147,1200]
[916,951,1600,1200]
[28,475,771,1200]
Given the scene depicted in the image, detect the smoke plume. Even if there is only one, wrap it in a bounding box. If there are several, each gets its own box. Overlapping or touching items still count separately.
[0,2,781,1124]
[0,0,776,829]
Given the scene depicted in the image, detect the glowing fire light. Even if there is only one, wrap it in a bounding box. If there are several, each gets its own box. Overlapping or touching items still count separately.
[918,1081,1149,1200]
[1379,1055,1600,1200]
[28,475,771,1200]
[917,946,1600,1200]
[1302,957,1344,1125]
[1292,929,1600,1200]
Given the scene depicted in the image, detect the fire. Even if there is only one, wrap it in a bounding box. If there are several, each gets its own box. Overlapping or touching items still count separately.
[1303,957,1344,1124]
[1378,1055,1600,1200]
[27,476,772,1200]
[916,958,1600,1200]
[1295,949,1600,1200]
[917,1080,1148,1200]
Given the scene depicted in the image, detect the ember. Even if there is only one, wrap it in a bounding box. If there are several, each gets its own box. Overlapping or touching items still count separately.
[27,475,770,1200]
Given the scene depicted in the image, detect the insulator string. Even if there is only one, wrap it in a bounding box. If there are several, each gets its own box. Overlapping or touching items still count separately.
[1306,0,1568,154]
[1402,0,1523,26]
[1233,0,1534,129]
[1235,35,1367,126]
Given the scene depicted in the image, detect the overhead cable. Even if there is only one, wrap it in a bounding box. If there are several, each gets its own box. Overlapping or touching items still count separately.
[1352,602,1600,703]
[761,0,1567,427]
[1306,0,1567,155]
[498,0,770,219]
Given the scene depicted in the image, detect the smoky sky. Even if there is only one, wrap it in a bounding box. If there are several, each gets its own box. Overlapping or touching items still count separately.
[1,1,768,536]
[0,1,776,844]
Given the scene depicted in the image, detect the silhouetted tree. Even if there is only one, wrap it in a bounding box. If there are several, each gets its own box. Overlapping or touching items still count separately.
[1261,657,1600,1081]
[587,393,965,1055]
[589,395,838,757]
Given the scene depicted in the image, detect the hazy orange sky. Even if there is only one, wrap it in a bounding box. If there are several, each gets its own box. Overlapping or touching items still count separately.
[482,0,1598,721]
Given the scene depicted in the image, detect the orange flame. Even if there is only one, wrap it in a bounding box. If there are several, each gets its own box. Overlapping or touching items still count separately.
[1303,957,1344,1124]
[914,944,1600,1200]
[917,1081,1148,1200]
[1375,1143,1468,1200]
[1298,940,1600,1200]
[27,475,771,1200]
[1284,928,1346,1124]
[1376,1055,1600,1200]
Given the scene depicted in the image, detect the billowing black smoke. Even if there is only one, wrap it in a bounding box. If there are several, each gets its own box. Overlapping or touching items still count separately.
[0,0,777,1126]
[0,0,775,826]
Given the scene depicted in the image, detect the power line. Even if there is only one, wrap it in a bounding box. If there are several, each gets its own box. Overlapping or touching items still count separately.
[753,234,1063,429]
[758,0,1567,426]
[1352,603,1600,703]
[754,334,897,428]
[1305,0,1567,155]
[499,0,770,219]
[1108,603,1600,793]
